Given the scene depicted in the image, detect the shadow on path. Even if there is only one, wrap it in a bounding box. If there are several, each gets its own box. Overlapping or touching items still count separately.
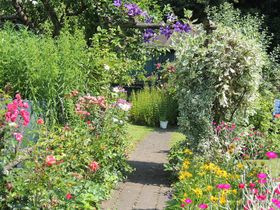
[127,160,171,186]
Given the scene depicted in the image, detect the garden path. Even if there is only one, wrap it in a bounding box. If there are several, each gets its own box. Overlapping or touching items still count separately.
[101,130,172,210]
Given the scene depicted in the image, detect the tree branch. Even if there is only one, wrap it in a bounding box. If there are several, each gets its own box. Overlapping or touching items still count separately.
[11,0,33,27]
[0,14,18,21]
[40,0,63,36]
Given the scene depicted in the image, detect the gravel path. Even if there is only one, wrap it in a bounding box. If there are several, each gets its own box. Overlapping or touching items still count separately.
[101,130,172,210]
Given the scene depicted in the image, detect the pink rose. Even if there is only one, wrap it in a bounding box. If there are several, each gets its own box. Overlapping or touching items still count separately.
[46,155,56,166]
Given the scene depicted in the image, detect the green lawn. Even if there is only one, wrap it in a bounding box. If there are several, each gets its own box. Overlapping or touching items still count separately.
[126,124,155,152]
[169,130,186,147]
[250,159,280,178]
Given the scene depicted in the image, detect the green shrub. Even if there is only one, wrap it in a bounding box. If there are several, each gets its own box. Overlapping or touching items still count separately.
[130,87,177,127]
[170,4,269,150]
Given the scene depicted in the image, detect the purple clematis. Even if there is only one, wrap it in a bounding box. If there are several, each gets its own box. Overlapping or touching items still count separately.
[143,29,155,42]
[160,26,173,39]
[113,0,122,7]
[125,3,143,17]
[173,21,192,33]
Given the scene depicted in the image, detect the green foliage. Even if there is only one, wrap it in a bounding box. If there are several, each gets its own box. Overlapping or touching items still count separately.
[171,5,269,150]
[130,87,177,127]
[0,26,136,124]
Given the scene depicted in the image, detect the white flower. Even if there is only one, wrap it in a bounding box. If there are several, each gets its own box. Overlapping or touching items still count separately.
[8,122,18,127]
[104,64,110,71]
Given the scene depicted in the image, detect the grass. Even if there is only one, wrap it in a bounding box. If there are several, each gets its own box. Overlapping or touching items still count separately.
[126,124,155,152]
[249,159,280,178]
[169,130,186,147]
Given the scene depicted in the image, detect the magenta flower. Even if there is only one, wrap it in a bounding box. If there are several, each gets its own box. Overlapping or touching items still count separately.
[216,184,231,190]
[257,173,267,179]
[256,194,267,200]
[13,133,23,142]
[266,151,278,159]
[184,198,192,204]
[198,204,208,209]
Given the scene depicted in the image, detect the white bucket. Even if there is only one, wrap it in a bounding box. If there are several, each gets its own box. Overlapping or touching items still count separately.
[160,121,168,129]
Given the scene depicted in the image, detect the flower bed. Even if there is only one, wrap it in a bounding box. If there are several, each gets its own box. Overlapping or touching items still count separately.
[0,91,132,209]
[165,123,280,210]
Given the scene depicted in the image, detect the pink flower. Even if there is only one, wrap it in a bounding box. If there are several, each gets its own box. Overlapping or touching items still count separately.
[256,194,266,201]
[266,151,278,159]
[66,193,72,200]
[37,118,44,125]
[249,183,256,189]
[258,179,267,184]
[156,63,161,69]
[46,155,56,166]
[89,161,99,172]
[239,183,245,189]
[15,93,21,100]
[198,204,208,209]
[216,184,231,190]
[257,173,267,179]
[184,198,192,204]
[181,203,185,208]
[252,188,259,194]
[23,102,29,108]
[13,133,23,142]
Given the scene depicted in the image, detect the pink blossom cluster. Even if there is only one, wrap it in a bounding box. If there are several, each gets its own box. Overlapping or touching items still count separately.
[75,95,106,116]
[5,94,30,126]
[116,99,132,111]
[181,198,208,209]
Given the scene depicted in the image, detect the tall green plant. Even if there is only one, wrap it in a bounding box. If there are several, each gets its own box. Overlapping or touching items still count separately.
[130,87,177,126]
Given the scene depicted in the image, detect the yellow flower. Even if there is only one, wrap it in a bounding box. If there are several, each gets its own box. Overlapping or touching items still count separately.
[179,171,193,181]
[231,189,237,195]
[210,196,218,203]
[192,188,203,197]
[220,194,227,205]
[206,185,213,192]
[182,160,190,170]
[184,148,193,155]
[237,163,244,169]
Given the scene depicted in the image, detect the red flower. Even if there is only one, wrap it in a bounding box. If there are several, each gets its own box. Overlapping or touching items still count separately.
[89,161,99,172]
[239,183,245,189]
[66,193,72,200]
[37,118,44,125]
[46,155,56,166]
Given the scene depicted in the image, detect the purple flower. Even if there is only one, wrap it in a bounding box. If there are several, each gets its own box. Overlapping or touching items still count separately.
[173,21,192,33]
[182,23,191,33]
[125,4,143,17]
[143,29,155,42]
[113,0,122,7]
[167,13,177,23]
[160,26,173,39]
[173,21,183,32]
[145,16,153,23]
